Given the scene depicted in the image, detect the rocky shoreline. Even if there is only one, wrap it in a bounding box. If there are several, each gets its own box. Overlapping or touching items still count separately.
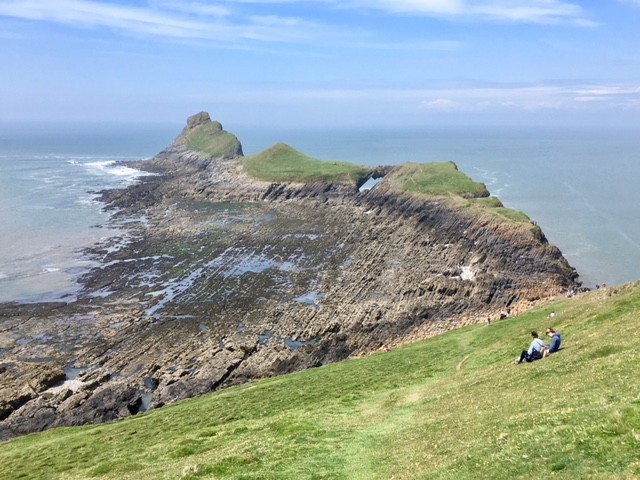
[0,113,579,440]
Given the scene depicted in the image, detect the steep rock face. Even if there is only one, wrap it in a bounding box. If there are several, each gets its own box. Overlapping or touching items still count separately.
[0,114,579,440]
[186,111,212,129]
[150,113,243,173]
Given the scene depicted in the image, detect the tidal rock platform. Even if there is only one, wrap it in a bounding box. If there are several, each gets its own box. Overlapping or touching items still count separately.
[0,113,579,439]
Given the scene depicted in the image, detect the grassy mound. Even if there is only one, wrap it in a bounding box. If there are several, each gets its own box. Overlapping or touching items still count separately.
[386,163,530,224]
[2,282,639,479]
[243,143,367,184]
[178,120,242,159]
[389,161,489,199]
[469,196,532,223]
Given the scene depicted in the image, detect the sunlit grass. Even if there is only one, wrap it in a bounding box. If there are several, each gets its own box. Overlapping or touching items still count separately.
[2,283,639,479]
[243,142,366,185]
[390,161,489,198]
[180,121,242,158]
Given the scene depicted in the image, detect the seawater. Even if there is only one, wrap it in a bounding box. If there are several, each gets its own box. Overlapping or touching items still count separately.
[237,125,640,288]
[0,123,638,303]
[0,123,176,303]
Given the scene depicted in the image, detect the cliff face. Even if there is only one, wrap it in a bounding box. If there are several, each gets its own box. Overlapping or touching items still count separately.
[0,113,578,439]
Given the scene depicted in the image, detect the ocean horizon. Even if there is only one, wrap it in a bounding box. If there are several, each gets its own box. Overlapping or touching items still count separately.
[1,123,638,303]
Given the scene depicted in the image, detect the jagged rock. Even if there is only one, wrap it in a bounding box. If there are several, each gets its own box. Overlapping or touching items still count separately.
[0,362,66,423]
[186,111,212,129]
[0,113,579,440]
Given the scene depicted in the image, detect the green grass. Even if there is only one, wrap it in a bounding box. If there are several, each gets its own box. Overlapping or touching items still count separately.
[390,161,489,199]
[2,283,640,479]
[243,143,367,184]
[179,121,242,158]
[470,197,532,223]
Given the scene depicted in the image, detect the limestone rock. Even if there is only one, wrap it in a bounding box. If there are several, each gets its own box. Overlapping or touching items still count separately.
[0,113,580,439]
[186,111,212,129]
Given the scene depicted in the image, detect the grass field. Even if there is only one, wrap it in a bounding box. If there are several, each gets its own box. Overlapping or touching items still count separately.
[2,282,639,479]
[243,143,367,184]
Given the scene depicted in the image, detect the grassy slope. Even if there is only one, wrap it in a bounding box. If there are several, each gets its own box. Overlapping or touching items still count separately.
[2,283,639,479]
[180,121,242,158]
[389,161,489,198]
[469,196,532,223]
[388,162,530,224]
[243,152,528,225]
[243,143,367,184]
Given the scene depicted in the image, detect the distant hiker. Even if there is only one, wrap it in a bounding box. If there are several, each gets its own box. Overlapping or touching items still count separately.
[544,328,562,356]
[514,331,545,364]
[487,315,492,325]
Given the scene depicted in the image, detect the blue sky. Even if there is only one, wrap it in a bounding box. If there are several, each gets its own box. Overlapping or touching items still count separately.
[1,0,639,127]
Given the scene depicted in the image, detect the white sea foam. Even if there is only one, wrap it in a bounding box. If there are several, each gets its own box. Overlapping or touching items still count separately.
[75,194,101,207]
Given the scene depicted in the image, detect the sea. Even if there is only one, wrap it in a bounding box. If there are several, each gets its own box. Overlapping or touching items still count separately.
[1,123,639,303]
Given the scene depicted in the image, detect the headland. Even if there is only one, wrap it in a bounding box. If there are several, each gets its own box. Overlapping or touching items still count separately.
[0,112,579,439]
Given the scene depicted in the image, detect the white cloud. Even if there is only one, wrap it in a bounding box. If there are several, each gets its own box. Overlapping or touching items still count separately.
[572,86,640,105]
[0,0,597,49]
[0,0,332,43]
[227,0,597,25]
[333,0,593,24]
[349,0,465,15]
[469,1,588,24]
[198,83,640,114]
[150,1,232,17]
[422,98,465,111]
[0,0,210,37]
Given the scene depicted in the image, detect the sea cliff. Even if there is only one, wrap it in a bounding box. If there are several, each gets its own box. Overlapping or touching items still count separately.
[0,113,579,439]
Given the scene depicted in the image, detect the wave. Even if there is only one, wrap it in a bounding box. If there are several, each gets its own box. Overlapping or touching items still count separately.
[76,159,156,185]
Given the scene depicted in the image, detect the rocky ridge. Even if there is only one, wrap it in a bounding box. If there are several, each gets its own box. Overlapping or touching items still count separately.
[0,113,579,440]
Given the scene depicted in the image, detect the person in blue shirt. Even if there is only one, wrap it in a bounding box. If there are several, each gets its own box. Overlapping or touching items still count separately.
[545,328,562,353]
[515,331,545,364]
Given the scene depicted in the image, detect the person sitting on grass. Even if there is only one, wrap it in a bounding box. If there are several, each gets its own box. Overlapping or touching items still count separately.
[544,328,562,355]
[514,331,545,364]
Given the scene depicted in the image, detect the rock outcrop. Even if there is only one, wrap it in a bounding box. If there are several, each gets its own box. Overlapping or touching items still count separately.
[0,113,579,440]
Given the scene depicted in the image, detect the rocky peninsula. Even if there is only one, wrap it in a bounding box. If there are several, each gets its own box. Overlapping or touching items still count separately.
[0,112,579,440]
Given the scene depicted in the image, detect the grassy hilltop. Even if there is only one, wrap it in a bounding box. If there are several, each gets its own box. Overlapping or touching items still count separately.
[2,282,639,479]
[242,147,530,224]
[176,112,530,224]
[175,115,243,159]
[243,142,367,184]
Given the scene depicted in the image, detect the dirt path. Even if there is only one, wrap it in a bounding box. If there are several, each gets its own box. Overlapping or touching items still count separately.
[456,354,471,372]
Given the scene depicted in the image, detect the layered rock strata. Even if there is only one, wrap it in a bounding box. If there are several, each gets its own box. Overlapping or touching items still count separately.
[0,113,578,440]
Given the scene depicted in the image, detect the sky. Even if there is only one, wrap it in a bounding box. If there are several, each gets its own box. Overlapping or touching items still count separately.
[1,0,640,128]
